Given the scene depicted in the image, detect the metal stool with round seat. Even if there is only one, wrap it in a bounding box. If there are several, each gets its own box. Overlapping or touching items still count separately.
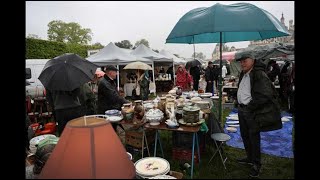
[208,133,231,169]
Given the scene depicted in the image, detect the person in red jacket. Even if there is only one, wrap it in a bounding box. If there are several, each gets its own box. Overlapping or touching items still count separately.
[175,65,193,91]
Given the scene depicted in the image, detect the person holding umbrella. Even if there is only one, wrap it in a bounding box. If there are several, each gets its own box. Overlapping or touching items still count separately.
[40,53,98,135]
[97,65,130,130]
[236,53,282,177]
[138,70,150,101]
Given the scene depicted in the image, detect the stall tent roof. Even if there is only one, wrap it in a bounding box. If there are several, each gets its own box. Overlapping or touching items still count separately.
[86,42,151,66]
[159,50,186,65]
[131,44,173,62]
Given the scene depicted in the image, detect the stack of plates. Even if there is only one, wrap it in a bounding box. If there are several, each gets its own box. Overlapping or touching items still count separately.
[29,134,56,154]
[226,114,240,128]
[134,157,170,178]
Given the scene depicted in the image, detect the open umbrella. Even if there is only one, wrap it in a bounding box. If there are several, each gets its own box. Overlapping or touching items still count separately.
[38,53,98,91]
[185,59,202,69]
[166,2,290,131]
[123,61,152,70]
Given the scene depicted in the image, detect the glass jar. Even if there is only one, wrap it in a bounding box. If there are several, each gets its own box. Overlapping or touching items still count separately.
[122,103,134,121]
[134,100,144,120]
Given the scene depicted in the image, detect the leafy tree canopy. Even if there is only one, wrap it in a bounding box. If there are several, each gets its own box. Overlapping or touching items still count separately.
[134,39,149,48]
[192,52,206,60]
[47,20,92,45]
[115,40,133,49]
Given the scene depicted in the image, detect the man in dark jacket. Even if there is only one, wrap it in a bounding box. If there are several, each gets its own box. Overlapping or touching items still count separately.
[97,65,130,130]
[205,61,215,93]
[266,60,280,82]
[46,88,83,135]
[236,53,282,178]
[190,65,201,91]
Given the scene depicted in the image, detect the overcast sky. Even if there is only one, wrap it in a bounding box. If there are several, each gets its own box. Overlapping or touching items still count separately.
[26,1,294,59]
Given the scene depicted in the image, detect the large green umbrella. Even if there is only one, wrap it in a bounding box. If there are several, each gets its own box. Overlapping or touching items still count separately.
[166,2,290,130]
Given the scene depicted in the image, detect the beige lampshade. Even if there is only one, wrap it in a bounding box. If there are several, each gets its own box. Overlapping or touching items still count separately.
[39,116,135,179]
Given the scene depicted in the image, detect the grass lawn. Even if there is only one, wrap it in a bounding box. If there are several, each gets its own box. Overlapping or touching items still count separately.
[129,108,294,179]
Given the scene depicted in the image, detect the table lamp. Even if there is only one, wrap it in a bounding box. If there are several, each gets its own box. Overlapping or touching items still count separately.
[39,116,135,179]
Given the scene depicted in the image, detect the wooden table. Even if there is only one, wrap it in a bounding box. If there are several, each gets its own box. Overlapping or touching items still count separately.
[144,122,201,179]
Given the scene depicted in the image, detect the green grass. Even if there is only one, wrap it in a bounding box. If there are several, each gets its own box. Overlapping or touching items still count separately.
[130,108,294,179]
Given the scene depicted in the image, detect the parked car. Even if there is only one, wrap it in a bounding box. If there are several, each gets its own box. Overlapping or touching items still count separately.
[26,59,49,98]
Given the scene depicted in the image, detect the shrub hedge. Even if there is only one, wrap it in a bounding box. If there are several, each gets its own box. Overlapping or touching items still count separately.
[26,38,101,59]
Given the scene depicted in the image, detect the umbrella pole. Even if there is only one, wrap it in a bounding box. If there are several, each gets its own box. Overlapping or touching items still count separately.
[172,61,175,86]
[218,32,223,129]
[193,37,196,61]
[152,61,156,96]
[117,64,120,91]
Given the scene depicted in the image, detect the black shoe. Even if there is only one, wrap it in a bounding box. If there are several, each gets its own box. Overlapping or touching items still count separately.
[237,157,253,165]
[249,164,261,178]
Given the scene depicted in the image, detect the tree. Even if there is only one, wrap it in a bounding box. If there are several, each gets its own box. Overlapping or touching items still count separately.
[192,52,206,60]
[134,39,149,48]
[27,34,41,39]
[115,40,133,49]
[47,20,92,45]
[92,42,104,49]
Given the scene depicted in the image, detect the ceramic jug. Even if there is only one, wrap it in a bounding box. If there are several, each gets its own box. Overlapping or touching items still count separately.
[134,100,144,120]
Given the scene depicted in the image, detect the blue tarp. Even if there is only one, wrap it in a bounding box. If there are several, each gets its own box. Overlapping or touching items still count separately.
[225,108,293,158]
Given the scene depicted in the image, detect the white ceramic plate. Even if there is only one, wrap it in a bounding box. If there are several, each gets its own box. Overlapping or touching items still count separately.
[210,96,219,99]
[226,127,237,133]
[135,157,170,177]
[107,115,123,122]
[228,114,238,117]
[282,116,292,119]
[227,116,239,120]
[149,175,176,179]
[281,117,290,122]
[226,120,239,124]
[227,124,240,127]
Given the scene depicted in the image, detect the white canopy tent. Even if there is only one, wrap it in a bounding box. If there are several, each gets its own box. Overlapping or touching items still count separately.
[87,42,151,65]
[131,44,174,91]
[87,42,151,90]
[159,49,186,65]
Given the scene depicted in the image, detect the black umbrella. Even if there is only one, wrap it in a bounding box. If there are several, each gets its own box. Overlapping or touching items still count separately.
[185,59,202,69]
[38,53,98,91]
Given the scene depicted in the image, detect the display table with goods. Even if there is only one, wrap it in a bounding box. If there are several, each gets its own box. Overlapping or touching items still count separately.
[144,121,201,179]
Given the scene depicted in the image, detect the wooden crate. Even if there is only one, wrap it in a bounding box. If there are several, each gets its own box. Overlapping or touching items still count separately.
[125,129,155,149]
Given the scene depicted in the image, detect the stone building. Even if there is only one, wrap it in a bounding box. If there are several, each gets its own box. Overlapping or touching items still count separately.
[249,13,294,46]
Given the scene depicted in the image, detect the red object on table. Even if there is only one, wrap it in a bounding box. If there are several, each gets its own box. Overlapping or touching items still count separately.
[30,122,56,136]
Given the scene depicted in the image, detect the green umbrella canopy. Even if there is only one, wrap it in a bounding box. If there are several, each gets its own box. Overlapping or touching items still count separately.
[166,3,290,44]
[165,2,290,129]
